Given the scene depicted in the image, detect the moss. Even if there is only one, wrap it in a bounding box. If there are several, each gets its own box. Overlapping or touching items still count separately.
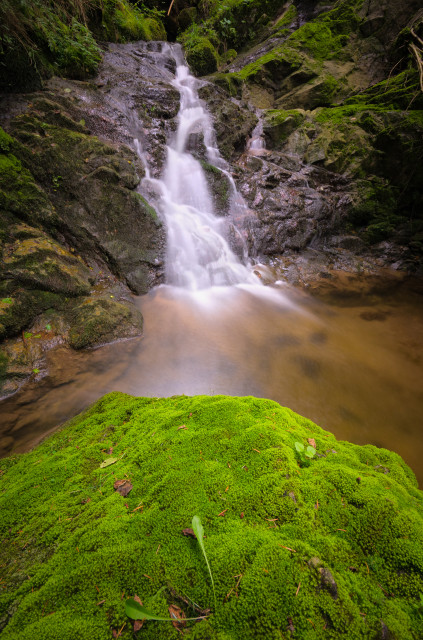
[178,7,198,32]
[273,3,297,31]
[185,37,219,76]
[68,297,142,349]
[0,143,56,227]
[344,70,423,111]
[0,128,15,153]
[263,109,305,145]
[0,393,422,639]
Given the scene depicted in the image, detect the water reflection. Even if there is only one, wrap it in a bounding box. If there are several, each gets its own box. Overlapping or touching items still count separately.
[1,283,423,486]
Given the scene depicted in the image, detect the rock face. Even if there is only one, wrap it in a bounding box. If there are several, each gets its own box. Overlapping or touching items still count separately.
[177,0,423,275]
[0,393,422,638]
[0,42,185,397]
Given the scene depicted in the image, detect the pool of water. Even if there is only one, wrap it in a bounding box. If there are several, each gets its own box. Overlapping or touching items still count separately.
[1,280,422,486]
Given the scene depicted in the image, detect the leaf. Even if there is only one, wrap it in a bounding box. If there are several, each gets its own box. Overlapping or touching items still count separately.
[24,332,32,339]
[113,479,133,497]
[294,442,304,453]
[32,368,40,374]
[182,528,196,538]
[169,604,186,629]
[305,445,316,459]
[192,515,216,609]
[99,457,117,468]
[125,599,204,622]
[45,324,52,331]
[1,298,12,304]
[308,438,316,448]
[133,596,144,631]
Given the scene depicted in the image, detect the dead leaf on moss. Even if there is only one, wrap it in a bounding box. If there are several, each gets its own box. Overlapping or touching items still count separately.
[177,425,188,430]
[308,438,316,448]
[133,596,144,632]
[100,457,117,468]
[113,479,133,497]
[169,604,186,629]
[182,528,196,538]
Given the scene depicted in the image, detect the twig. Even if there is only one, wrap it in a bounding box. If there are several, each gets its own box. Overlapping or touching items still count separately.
[167,0,176,16]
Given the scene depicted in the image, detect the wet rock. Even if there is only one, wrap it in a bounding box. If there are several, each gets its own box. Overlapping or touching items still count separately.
[68,296,143,350]
[319,567,339,599]
[198,84,257,160]
[9,108,164,294]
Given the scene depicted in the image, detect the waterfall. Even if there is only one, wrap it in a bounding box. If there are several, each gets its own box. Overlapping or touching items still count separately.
[137,43,260,291]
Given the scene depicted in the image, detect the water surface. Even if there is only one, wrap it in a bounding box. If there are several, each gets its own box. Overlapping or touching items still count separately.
[1,282,422,486]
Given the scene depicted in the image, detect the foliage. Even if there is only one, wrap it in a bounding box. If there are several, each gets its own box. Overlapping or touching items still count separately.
[192,515,216,608]
[294,441,316,466]
[0,0,167,91]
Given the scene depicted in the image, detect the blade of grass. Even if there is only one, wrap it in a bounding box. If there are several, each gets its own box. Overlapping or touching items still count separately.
[192,515,217,609]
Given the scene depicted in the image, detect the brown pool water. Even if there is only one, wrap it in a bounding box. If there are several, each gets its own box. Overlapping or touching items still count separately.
[1,281,423,486]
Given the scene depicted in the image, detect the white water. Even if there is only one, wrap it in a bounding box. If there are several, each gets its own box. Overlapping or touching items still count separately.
[135,44,262,291]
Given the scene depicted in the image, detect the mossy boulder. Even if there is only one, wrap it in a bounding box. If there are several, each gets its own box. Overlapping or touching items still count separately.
[0,394,422,638]
[185,37,219,76]
[9,103,164,294]
[2,225,91,297]
[68,297,143,349]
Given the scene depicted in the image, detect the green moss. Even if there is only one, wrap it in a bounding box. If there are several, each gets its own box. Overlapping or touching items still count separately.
[0,142,55,227]
[68,297,142,349]
[263,109,305,145]
[273,4,297,31]
[344,70,423,111]
[0,394,422,639]
[185,37,219,76]
[0,128,14,153]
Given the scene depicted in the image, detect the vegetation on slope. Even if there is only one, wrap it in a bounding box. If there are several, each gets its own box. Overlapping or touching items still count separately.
[1,393,422,639]
[0,0,166,91]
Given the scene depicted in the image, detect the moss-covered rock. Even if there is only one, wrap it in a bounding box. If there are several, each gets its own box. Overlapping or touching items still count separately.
[186,37,219,76]
[9,103,164,294]
[68,296,143,349]
[0,394,422,639]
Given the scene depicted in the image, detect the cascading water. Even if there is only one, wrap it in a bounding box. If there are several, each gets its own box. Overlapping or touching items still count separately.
[136,44,260,291]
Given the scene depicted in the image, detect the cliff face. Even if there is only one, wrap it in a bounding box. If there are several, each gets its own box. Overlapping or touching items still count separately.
[191,0,423,274]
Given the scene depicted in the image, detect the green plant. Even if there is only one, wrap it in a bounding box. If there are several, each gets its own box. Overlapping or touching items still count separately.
[192,514,216,609]
[52,174,62,189]
[125,514,215,626]
[295,441,316,466]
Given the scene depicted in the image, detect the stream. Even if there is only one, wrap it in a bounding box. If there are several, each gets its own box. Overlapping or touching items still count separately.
[1,43,423,487]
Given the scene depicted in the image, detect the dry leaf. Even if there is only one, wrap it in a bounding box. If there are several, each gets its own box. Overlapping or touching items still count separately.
[113,479,133,497]
[133,596,144,631]
[100,457,117,468]
[308,438,316,448]
[169,604,186,629]
[182,528,196,538]
[177,425,188,430]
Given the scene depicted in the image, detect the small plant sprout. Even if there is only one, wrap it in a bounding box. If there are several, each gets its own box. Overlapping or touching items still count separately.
[125,515,216,627]
[192,515,217,609]
[295,441,316,465]
[125,599,206,623]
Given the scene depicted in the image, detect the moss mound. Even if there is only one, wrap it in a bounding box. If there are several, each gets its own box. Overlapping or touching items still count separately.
[1,394,422,639]
[185,36,219,76]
